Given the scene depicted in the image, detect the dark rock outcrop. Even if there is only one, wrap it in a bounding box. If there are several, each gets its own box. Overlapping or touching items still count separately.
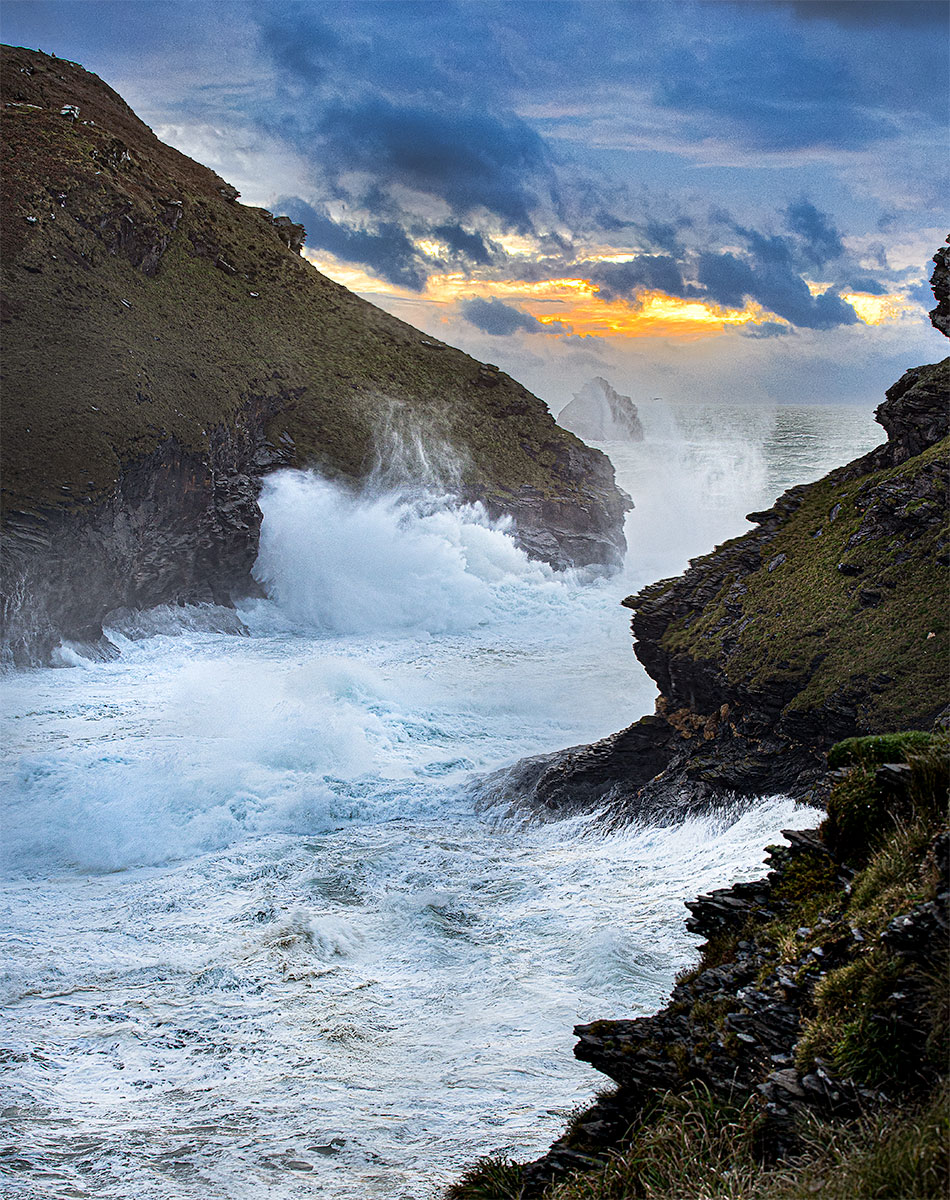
[930,237,949,337]
[1,392,291,664]
[493,327,948,821]
[557,377,645,442]
[873,357,950,462]
[1,45,629,663]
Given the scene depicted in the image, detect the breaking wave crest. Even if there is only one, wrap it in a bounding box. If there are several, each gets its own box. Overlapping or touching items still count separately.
[249,470,568,636]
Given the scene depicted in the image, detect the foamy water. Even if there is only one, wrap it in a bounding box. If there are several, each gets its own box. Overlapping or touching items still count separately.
[0,401,881,1198]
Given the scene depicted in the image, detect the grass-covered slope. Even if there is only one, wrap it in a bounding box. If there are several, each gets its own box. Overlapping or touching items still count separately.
[450,731,950,1200]
[1,45,627,660]
[636,368,949,735]
[0,45,624,546]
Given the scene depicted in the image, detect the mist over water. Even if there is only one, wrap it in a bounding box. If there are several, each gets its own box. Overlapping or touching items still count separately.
[0,402,881,1197]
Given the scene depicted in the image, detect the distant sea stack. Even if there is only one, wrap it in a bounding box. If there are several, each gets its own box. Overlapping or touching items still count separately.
[557,377,645,442]
[0,46,629,664]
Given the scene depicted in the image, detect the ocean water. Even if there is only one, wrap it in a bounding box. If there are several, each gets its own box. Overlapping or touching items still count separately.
[0,401,881,1198]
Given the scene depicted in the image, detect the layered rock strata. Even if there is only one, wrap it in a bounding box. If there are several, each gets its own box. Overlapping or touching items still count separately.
[1,46,628,663]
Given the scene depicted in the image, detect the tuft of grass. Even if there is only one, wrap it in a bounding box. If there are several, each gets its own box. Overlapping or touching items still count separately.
[827,731,935,770]
[445,1155,525,1200]
[543,1085,766,1200]
[823,733,949,864]
[762,1083,950,1200]
[536,1085,949,1200]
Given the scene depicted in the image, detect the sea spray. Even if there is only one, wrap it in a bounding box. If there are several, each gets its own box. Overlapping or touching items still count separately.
[0,402,882,1197]
[250,469,564,635]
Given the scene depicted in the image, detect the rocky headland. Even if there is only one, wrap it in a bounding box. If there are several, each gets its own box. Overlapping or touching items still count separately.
[0,45,629,664]
[494,326,948,823]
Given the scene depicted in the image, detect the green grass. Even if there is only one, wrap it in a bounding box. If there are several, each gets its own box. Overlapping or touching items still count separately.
[823,732,949,862]
[532,1084,950,1200]
[1,47,619,526]
[658,425,949,735]
[449,1083,949,1200]
[446,1155,526,1199]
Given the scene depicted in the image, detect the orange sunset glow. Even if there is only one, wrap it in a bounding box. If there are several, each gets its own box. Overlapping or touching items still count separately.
[303,249,916,341]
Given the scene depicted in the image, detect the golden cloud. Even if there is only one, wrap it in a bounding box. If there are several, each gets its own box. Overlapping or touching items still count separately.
[303,248,913,341]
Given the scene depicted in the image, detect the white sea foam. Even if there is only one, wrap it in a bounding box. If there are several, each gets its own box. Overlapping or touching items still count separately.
[250,469,565,636]
[0,401,880,1198]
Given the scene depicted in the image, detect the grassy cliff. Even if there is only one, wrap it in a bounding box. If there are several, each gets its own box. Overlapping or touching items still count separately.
[0,44,624,545]
[1,45,627,660]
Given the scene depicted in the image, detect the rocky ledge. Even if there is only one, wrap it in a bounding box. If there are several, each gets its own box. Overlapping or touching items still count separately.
[0,46,628,664]
[452,731,949,1199]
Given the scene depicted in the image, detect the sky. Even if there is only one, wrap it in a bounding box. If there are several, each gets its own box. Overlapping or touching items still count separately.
[5,0,948,411]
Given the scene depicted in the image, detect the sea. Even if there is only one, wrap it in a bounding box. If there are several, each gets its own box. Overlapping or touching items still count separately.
[0,400,881,1199]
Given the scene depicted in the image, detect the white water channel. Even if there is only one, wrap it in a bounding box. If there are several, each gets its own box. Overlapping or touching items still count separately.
[0,401,881,1198]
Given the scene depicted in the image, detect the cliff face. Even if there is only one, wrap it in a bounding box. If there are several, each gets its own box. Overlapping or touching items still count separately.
[504,347,948,820]
[0,46,629,663]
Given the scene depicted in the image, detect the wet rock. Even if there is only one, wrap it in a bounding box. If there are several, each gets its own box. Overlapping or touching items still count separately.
[1,392,293,665]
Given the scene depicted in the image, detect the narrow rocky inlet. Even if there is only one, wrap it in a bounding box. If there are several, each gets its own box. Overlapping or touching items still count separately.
[2,13,948,1200]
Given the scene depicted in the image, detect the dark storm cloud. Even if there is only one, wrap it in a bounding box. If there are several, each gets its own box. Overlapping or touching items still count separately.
[432,224,493,266]
[847,278,889,296]
[739,321,794,339]
[256,7,341,84]
[654,40,896,152]
[253,4,557,235]
[566,219,867,331]
[242,0,943,302]
[460,297,564,337]
[316,98,553,234]
[785,201,844,267]
[640,219,692,255]
[587,256,691,301]
[276,197,427,290]
[698,252,859,329]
